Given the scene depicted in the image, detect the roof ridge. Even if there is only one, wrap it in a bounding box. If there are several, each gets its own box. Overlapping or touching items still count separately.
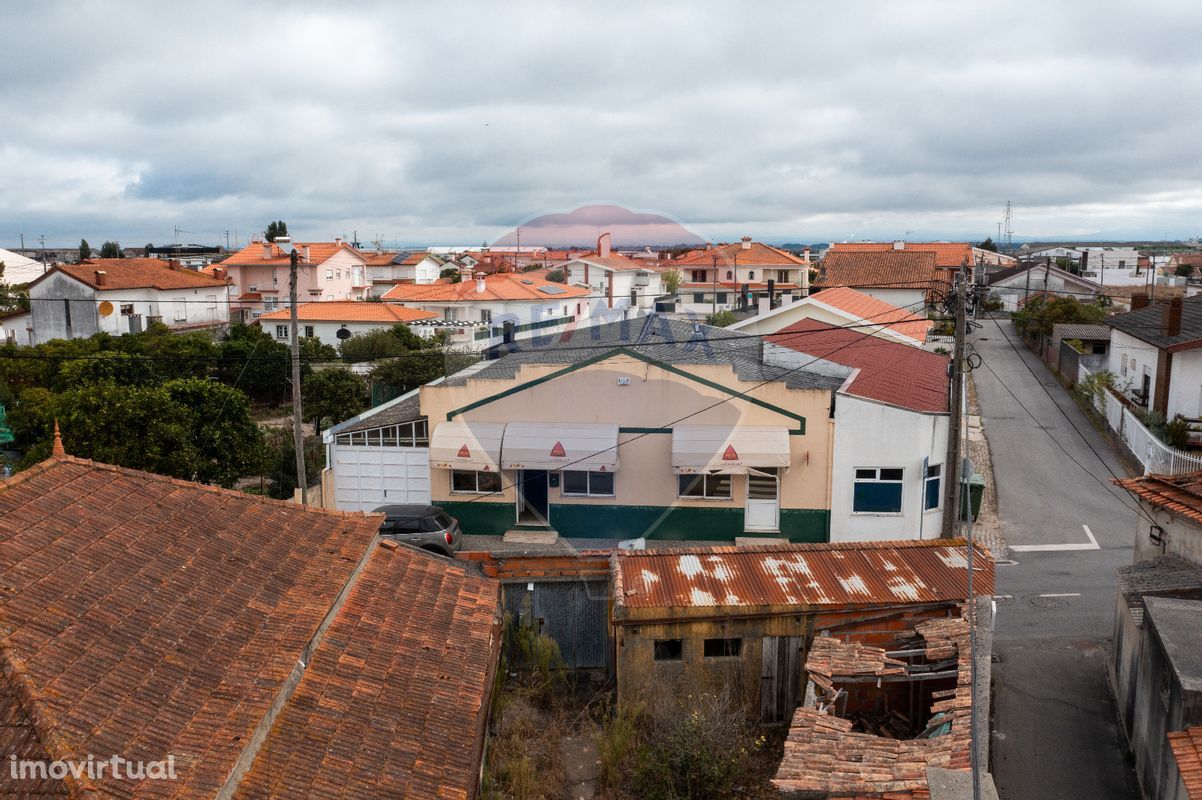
[616,538,973,557]
[1,634,100,798]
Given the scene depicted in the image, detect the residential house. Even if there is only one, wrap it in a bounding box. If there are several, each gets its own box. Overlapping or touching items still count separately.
[564,233,667,317]
[1048,322,1111,380]
[221,236,370,318]
[1106,297,1202,422]
[382,270,593,349]
[0,443,502,799]
[828,240,974,285]
[325,316,845,540]
[0,247,46,285]
[610,539,993,724]
[364,250,454,296]
[815,248,942,311]
[1079,246,1148,286]
[729,285,933,346]
[986,262,1101,311]
[0,308,31,345]
[145,243,223,269]
[1168,252,1202,279]
[766,319,951,541]
[26,258,231,344]
[670,237,812,314]
[1116,471,1202,569]
[256,300,439,347]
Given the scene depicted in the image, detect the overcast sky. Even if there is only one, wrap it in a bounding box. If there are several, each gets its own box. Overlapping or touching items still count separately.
[4,0,1202,249]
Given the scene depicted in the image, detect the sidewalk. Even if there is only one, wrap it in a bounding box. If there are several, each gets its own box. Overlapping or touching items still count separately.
[967,374,1006,559]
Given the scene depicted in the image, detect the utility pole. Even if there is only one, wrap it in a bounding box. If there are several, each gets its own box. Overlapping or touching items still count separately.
[39,235,46,273]
[289,250,308,506]
[942,270,966,537]
[711,254,718,317]
[224,230,230,251]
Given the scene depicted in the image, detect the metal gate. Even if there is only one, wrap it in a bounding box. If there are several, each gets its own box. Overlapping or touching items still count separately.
[760,635,806,723]
[503,579,609,670]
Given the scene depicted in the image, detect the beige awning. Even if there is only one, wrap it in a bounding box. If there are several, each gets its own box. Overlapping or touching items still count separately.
[671,425,790,474]
[429,421,506,472]
[501,422,619,471]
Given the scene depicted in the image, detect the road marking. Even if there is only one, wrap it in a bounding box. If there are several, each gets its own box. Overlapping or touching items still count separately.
[1009,524,1102,553]
[1038,593,1081,598]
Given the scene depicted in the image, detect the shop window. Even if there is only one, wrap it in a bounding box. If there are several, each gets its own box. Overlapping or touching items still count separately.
[562,470,614,496]
[677,473,732,499]
[452,469,502,494]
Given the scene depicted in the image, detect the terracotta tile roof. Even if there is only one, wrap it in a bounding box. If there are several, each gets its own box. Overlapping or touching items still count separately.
[809,286,934,343]
[772,617,975,797]
[1169,727,1202,798]
[829,242,974,269]
[568,251,664,272]
[816,250,941,292]
[357,250,402,266]
[679,281,801,291]
[1115,472,1202,525]
[233,540,501,800]
[36,259,230,291]
[382,271,591,302]
[612,540,991,612]
[1106,296,1202,352]
[769,319,950,413]
[257,300,439,323]
[0,455,499,799]
[223,241,362,266]
[673,241,809,267]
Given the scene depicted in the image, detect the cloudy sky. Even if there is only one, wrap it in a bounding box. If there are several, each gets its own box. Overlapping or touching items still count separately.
[4,0,1202,249]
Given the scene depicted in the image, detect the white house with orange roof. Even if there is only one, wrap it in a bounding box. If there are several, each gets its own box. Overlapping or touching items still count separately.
[220,237,370,319]
[563,233,667,317]
[671,237,813,314]
[728,286,933,347]
[256,301,439,348]
[382,270,593,349]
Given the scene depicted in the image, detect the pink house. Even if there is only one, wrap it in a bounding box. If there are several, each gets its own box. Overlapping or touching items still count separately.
[219,237,370,320]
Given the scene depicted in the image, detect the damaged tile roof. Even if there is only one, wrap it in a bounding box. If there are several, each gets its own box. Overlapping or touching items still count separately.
[828,242,974,270]
[0,454,500,799]
[768,318,951,413]
[37,258,231,291]
[1169,727,1202,799]
[1116,472,1202,524]
[772,617,975,797]
[612,539,992,611]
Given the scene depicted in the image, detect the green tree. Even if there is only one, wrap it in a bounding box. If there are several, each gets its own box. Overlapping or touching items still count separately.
[299,335,338,362]
[544,268,566,283]
[0,262,29,312]
[217,324,294,404]
[117,328,218,382]
[705,310,737,327]
[265,220,288,242]
[260,426,324,499]
[164,378,267,486]
[338,323,431,362]
[303,368,367,435]
[439,267,463,283]
[661,269,682,295]
[977,237,999,253]
[98,241,123,258]
[56,352,157,390]
[1013,295,1106,338]
[143,242,154,257]
[1175,264,1194,278]
[79,239,92,260]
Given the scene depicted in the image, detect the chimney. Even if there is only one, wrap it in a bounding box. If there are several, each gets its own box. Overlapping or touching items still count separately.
[475,272,486,294]
[94,270,107,286]
[803,246,811,264]
[893,240,905,250]
[1162,297,1184,337]
[1132,293,1150,311]
[800,264,811,297]
[302,245,311,262]
[597,232,612,258]
[741,236,752,250]
[335,236,343,246]
[262,242,273,258]
[212,267,226,281]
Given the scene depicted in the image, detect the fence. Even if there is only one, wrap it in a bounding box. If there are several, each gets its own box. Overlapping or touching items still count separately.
[1080,368,1202,475]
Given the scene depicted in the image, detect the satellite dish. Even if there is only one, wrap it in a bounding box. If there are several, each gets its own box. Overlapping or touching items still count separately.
[98,301,114,317]
[336,326,352,340]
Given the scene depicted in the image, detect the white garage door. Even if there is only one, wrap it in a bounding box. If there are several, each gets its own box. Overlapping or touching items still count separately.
[333,445,431,511]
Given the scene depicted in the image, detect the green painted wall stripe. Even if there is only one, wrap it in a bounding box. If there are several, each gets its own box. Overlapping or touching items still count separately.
[444,347,807,434]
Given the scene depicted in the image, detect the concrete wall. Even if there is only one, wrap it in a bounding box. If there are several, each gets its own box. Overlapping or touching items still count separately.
[1166,350,1202,422]
[1133,502,1202,565]
[1109,329,1160,407]
[420,354,834,540]
[857,287,925,311]
[829,394,949,542]
[30,272,97,343]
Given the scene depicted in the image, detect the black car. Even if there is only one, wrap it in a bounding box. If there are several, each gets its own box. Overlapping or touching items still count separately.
[372,504,462,557]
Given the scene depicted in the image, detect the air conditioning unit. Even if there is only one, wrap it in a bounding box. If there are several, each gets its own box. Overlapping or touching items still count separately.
[633,271,650,286]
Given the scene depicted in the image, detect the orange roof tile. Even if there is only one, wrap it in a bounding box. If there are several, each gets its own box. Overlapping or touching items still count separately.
[830,242,974,269]
[769,318,950,412]
[0,455,500,799]
[257,300,439,323]
[808,286,933,343]
[35,258,230,292]
[817,250,941,291]
[357,250,402,266]
[1169,727,1202,798]
[1115,472,1202,525]
[222,241,362,266]
[569,251,665,272]
[674,241,809,267]
[382,271,591,302]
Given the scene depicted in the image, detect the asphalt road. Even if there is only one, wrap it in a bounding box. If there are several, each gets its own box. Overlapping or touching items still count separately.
[972,319,1141,800]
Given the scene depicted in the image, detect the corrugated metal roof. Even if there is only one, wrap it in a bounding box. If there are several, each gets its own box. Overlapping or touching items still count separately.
[614,539,992,610]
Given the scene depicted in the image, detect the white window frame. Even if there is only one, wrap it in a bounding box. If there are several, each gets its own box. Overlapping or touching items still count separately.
[275,325,288,339]
[451,469,502,495]
[677,473,733,500]
[561,470,614,497]
[325,269,334,280]
[924,463,942,512]
[852,467,904,515]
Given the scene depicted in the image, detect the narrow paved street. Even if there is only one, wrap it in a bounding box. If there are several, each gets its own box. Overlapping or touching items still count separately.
[972,319,1141,800]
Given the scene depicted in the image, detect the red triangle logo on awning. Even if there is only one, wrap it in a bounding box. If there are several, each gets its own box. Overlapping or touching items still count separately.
[457,444,471,458]
[722,445,739,461]
[598,464,607,472]
[550,441,566,457]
